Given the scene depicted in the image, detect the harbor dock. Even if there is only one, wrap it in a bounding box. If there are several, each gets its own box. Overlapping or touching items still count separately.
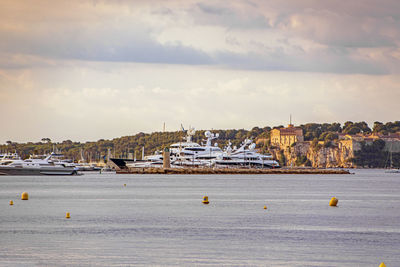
[117,167,350,175]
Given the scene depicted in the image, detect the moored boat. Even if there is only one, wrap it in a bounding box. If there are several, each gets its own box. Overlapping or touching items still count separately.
[0,154,80,175]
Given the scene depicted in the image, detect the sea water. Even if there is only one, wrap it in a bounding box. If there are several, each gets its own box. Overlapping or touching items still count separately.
[0,169,399,266]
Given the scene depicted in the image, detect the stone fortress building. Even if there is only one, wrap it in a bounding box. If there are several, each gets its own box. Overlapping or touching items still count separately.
[270,124,304,148]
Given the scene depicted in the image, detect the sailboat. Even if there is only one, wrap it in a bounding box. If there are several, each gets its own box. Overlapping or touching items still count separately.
[385,148,400,173]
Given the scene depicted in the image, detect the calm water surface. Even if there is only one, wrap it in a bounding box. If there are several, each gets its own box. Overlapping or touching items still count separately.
[0,169,399,266]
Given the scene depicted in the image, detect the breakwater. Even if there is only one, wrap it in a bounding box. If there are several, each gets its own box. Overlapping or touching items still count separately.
[117,167,350,175]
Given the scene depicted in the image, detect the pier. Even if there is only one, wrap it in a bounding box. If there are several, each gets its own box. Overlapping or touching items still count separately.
[117,167,350,175]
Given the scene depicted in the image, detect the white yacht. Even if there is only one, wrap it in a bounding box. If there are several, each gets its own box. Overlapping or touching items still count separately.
[213,139,280,168]
[169,127,202,155]
[0,154,80,175]
[173,130,223,167]
[46,152,78,168]
[0,152,23,165]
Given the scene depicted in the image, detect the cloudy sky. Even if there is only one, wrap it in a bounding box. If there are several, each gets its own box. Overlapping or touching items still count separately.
[1,0,399,143]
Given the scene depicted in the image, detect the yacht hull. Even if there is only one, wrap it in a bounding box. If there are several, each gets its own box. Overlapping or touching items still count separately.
[0,166,78,176]
[109,158,137,169]
[214,162,280,168]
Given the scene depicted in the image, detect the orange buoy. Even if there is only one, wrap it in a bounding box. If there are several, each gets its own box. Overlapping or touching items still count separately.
[9,200,14,205]
[329,197,338,207]
[21,192,29,200]
[263,205,267,210]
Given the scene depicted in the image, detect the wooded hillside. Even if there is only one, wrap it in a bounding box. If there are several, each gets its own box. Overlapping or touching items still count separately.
[1,121,399,163]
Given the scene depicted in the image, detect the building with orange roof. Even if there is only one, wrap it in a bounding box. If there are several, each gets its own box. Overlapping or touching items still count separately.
[270,124,304,148]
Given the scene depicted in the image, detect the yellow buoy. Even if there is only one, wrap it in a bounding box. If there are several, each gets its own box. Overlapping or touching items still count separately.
[202,196,209,204]
[124,184,126,187]
[9,200,14,205]
[329,197,338,206]
[66,212,71,219]
[379,262,386,267]
[264,205,267,210]
[21,192,29,200]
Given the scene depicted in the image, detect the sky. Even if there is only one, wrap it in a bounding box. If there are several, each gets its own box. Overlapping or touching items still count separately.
[1,0,400,143]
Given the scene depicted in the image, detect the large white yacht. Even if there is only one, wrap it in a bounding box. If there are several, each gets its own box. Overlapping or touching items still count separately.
[0,154,80,175]
[213,139,280,168]
[172,130,223,167]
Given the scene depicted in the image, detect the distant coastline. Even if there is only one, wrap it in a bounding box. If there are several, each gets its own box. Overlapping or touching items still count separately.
[1,121,399,169]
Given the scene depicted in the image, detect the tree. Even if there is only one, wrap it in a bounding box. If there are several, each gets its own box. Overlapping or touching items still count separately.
[324,132,338,142]
[343,121,354,129]
[295,155,308,166]
[311,138,321,151]
[383,121,400,133]
[279,150,286,166]
[324,141,333,148]
[344,126,361,135]
[354,121,371,133]
[372,139,385,151]
[304,132,314,141]
[373,122,385,133]
[327,122,341,132]
[300,123,325,141]
[351,139,387,167]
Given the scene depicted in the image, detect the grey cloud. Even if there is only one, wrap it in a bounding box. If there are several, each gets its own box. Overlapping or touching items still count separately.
[183,1,399,74]
[281,11,399,48]
[214,47,389,75]
[194,0,400,48]
[0,23,213,67]
[253,0,400,48]
[189,0,400,73]
[0,0,399,75]
[196,3,228,15]
[0,23,390,75]
[193,2,270,29]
